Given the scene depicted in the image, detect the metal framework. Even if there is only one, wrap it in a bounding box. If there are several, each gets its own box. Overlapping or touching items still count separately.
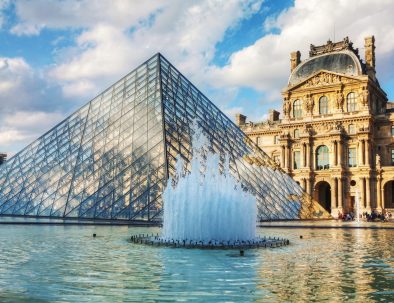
[0,54,327,222]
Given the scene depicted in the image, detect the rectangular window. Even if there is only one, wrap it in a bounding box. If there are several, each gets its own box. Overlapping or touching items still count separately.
[392,149,394,165]
[294,151,301,169]
[348,148,357,167]
[392,126,394,136]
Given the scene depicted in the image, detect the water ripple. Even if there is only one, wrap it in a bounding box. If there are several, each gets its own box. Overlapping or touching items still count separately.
[0,225,393,302]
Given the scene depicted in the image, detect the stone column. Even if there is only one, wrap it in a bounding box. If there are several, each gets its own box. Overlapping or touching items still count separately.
[281,146,286,169]
[306,144,310,168]
[366,177,371,210]
[338,177,343,211]
[381,180,385,211]
[377,177,382,210]
[365,140,370,166]
[334,141,338,166]
[302,144,306,167]
[359,140,364,166]
[330,141,335,168]
[286,146,291,170]
[359,177,365,209]
[312,148,316,171]
[338,141,342,167]
[306,178,312,197]
[331,178,337,214]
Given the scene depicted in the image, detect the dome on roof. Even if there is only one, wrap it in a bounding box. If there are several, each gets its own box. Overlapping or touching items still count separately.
[289,51,363,85]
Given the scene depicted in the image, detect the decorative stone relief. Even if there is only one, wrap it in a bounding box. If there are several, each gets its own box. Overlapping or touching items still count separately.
[303,72,342,88]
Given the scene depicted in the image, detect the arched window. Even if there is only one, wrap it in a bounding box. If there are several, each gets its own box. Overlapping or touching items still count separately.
[294,129,299,139]
[293,100,302,118]
[319,96,328,115]
[348,124,356,135]
[347,92,357,112]
[316,145,329,170]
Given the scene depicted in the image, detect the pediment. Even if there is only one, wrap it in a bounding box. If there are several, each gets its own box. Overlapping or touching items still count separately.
[285,70,364,92]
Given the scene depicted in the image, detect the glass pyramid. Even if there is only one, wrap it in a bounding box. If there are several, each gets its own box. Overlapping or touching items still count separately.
[0,54,328,222]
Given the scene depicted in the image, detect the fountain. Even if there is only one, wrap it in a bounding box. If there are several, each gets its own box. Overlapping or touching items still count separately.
[130,124,289,249]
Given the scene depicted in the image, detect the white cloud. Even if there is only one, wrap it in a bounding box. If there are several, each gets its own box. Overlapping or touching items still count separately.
[10,0,164,35]
[0,111,63,149]
[42,0,263,99]
[210,0,394,102]
[0,56,66,112]
[42,0,394,111]
[0,57,37,108]
[62,79,97,98]
[0,56,68,153]
[2,0,264,153]
[4,0,394,155]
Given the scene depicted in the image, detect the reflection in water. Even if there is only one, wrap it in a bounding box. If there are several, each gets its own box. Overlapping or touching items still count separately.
[254,228,394,303]
[0,225,393,302]
[158,248,257,302]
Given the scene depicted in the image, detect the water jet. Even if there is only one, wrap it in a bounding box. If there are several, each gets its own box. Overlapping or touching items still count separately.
[131,124,289,249]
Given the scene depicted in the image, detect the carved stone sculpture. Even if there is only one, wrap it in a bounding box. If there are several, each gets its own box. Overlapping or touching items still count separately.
[283,98,291,117]
[361,87,369,107]
[376,154,381,168]
[336,91,344,110]
[305,94,314,113]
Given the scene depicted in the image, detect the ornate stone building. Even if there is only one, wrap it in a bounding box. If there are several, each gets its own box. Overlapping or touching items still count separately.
[236,36,394,217]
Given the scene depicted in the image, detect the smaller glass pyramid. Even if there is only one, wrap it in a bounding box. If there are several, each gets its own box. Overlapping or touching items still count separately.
[0,54,328,222]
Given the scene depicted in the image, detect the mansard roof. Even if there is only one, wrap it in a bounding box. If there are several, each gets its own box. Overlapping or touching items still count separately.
[288,37,366,86]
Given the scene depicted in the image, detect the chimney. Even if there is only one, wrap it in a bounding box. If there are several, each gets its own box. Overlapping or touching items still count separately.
[235,114,246,126]
[364,36,376,70]
[290,51,301,72]
[269,109,280,122]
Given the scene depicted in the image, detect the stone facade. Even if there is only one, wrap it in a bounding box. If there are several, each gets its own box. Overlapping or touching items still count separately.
[236,36,394,217]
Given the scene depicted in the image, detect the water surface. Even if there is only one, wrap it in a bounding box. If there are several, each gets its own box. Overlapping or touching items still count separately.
[0,224,393,302]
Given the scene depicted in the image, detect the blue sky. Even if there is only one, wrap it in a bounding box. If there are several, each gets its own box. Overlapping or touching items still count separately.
[0,0,393,154]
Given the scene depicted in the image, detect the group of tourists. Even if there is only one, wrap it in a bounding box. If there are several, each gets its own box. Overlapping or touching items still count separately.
[337,210,392,222]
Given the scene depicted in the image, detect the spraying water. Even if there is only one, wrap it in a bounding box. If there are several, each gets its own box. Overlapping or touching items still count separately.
[162,125,257,242]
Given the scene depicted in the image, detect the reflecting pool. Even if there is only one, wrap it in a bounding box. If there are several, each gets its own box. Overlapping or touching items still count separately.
[0,224,393,302]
